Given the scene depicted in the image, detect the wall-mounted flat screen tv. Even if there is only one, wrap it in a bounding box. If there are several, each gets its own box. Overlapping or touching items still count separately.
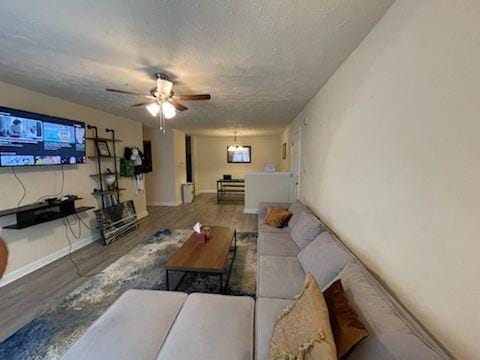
[0,106,86,167]
[227,145,251,163]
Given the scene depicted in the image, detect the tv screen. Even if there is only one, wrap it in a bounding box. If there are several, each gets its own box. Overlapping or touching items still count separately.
[227,145,251,163]
[0,106,86,167]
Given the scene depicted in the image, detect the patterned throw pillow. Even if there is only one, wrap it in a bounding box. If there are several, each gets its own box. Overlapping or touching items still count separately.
[264,207,293,228]
[269,273,337,360]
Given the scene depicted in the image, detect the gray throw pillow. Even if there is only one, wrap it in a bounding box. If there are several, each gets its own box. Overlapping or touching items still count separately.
[288,200,305,229]
[290,210,324,249]
[297,232,353,288]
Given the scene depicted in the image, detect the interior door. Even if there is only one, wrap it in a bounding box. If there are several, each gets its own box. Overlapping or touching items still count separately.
[290,128,301,201]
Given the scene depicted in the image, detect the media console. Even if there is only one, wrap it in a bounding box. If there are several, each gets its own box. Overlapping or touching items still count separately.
[0,198,94,229]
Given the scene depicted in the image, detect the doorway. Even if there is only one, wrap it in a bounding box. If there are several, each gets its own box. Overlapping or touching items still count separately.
[290,128,301,201]
[185,135,193,182]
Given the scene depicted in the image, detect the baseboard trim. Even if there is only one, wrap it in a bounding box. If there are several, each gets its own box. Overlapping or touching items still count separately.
[0,233,100,288]
[244,208,259,214]
[147,201,182,207]
[137,210,149,219]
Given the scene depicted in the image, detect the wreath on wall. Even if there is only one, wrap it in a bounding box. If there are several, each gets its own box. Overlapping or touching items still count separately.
[0,237,7,279]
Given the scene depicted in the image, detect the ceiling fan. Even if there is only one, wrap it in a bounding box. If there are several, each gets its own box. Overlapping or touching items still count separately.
[106,72,211,132]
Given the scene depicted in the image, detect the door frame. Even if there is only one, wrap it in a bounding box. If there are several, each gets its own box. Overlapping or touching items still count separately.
[290,127,301,200]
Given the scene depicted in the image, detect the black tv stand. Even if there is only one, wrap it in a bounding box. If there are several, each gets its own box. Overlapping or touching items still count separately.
[0,198,94,229]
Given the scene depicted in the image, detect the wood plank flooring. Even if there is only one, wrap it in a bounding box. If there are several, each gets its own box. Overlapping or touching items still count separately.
[0,194,257,342]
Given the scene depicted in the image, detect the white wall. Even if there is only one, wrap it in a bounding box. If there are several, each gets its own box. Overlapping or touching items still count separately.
[0,81,147,285]
[282,1,480,358]
[193,135,281,193]
[144,128,185,206]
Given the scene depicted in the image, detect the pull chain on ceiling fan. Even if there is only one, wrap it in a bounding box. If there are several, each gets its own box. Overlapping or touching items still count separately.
[106,72,211,133]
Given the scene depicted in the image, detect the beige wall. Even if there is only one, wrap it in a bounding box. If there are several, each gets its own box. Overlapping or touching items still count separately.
[0,81,147,285]
[193,135,281,193]
[244,172,291,212]
[144,128,185,206]
[282,1,480,358]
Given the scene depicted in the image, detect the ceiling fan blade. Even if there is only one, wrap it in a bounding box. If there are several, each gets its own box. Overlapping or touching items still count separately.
[106,88,146,96]
[174,94,211,101]
[131,100,156,107]
[169,99,188,111]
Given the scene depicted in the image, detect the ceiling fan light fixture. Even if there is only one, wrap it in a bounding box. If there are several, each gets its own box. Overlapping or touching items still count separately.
[162,101,176,119]
[156,78,173,97]
[146,102,161,117]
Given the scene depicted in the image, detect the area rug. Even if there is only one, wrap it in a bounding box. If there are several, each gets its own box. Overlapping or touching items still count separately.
[0,229,257,360]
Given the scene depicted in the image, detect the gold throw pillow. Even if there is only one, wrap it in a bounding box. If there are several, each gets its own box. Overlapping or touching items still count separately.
[264,207,293,228]
[269,273,337,360]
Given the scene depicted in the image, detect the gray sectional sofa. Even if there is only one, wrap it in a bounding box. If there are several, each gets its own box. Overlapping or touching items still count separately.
[63,199,450,360]
[256,200,450,360]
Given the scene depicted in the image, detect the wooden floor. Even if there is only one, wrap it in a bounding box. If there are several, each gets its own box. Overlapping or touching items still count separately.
[0,194,257,342]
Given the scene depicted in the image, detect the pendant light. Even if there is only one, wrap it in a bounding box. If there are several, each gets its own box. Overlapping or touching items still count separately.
[228,131,242,151]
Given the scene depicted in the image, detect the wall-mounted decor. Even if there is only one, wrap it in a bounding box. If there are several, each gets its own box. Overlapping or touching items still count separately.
[282,142,287,160]
[95,140,111,157]
[227,145,251,163]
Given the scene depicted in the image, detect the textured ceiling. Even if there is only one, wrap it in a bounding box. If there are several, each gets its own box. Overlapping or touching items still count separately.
[0,0,394,136]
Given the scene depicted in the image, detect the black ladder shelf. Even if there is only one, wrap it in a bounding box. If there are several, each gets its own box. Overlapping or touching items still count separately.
[86,125,124,209]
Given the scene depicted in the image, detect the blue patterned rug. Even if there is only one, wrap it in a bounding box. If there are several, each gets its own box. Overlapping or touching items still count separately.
[0,229,257,360]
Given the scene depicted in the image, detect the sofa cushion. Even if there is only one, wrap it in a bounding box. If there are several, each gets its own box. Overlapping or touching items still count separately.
[257,255,305,299]
[255,298,295,360]
[337,263,445,360]
[63,290,187,360]
[157,293,254,360]
[287,199,305,229]
[297,232,354,288]
[258,232,300,257]
[290,210,324,249]
[269,273,337,360]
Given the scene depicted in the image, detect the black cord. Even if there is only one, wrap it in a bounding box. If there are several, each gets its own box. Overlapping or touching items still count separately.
[62,215,103,278]
[11,167,27,207]
[37,165,65,203]
[75,213,98,233]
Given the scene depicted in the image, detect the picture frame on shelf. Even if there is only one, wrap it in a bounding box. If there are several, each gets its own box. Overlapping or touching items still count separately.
[96,140,111,157]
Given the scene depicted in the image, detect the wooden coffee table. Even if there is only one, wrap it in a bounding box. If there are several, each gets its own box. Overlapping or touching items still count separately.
[165,226,237,293]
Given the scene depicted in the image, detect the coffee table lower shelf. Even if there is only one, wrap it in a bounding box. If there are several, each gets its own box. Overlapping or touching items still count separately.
[165,228,237,294]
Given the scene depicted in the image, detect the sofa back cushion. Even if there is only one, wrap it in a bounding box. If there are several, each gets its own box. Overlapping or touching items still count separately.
[336,263,445,360]
[290,210,324,249]
[297,232,353,288]
[288,200,305,229]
